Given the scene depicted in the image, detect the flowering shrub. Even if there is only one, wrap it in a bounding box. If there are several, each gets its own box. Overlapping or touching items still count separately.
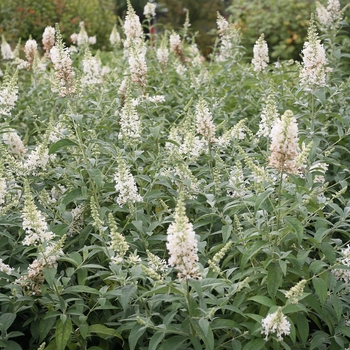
[0,1,350,349]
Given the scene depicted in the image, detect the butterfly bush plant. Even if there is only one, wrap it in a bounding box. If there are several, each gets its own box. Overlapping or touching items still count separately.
[0,0,350,349]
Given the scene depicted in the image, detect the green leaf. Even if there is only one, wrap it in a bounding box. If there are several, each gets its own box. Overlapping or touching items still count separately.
[310,331,327,350]
[120,285,137,311]
[329,294,342,321]
[0,313,16,333]
[128,324,146,350]
[62,188,83,206]
[158,336,185,350]
[284,217,303,245]
[42,267,57,289]
[211,318,239,330]
[242,338,265,350]
[197,318,214,350]
[248,295,275,308]
[267,262,283,299]
[49,138,77,155]
[88,168,104,190]
[39,316,57,343]
[63,285,100,295]
[296,313,309,345]
[241,241,267,269]
[254,188,274,212]
[88,324,122,340]
[55,317,72,350]
[222,225,232,243]
[338,325,350,337]
[149,331,165,350]
[0,340,22,350]
[312,278,328,306]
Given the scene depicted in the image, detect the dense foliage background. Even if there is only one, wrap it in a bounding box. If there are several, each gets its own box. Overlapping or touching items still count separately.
[1,0,349,58]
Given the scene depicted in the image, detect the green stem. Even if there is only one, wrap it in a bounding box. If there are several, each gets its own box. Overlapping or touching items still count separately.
[185,279,196,337]
[276,170,284,232]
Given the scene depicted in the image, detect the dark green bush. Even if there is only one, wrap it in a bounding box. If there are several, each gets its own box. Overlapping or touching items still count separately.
[0,0,116,49]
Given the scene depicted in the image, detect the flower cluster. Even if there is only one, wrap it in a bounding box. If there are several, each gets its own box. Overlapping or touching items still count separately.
[316,0,342,29]
[257,92,279,138]
[0,177,6,207]
[208,241,232,273]
[0,69,18,118]
[124,1,143,48]
[128,43,147,87]
[2,129,26,156]
[195,99,216,142]
[24,39,38,67]
[50,25,76,97]
[114,156,142,206]
[70,21,96,47]
[166,194,201,280]
[252,34,269,72]
[268,110,299,174]
[333,245,350,284]
[81,49,102,86]
[216,13,241,62]
[299,19,331,89]
[144,2,156,18]
[1,34,14,60]
[42,26,55,55]
[170,31,184,61]
[261,307,291,341]
[24,143,51,175]
[285,279,307,304]
[166,125,206,160]
[118,94,142,141]
[0,258,13,275]
[21,182,54,246]
[108,213,129,263]
[109,24,121,46]
[157,46,169,68]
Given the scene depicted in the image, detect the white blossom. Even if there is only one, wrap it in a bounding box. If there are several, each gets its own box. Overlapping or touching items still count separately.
[42,26,55,55]
[119,96,141,141]
[81,50,102,86]
[0,70,18,118]
[24,39,38,66]
[156,47,169,67]
[216,13,241,62]
[261,308,291,341]
[77,21,89,46]
[114,157,142,205]
[195,99,216,142]
[170,31,182,55]
[128,43,147,87]
[257,92,279,138]
[50,26,76,97]
[316,0,342,29]
[269,110,299,174]
[109,25,121,46]
[24,144,51,175]
[0,259,13,275]
[124,2,143,48]
[333,245,350,284]
[144,2,157,18]
[22,182,54,246]
[252,34,269,72]
[300,19,331,89]
[0,178,6,206]
[3,130,26,156]
[166,194,201,280]
[1,35,14,60]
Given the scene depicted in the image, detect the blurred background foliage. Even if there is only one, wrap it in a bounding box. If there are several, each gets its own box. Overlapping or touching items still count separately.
[0,0,349,58]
